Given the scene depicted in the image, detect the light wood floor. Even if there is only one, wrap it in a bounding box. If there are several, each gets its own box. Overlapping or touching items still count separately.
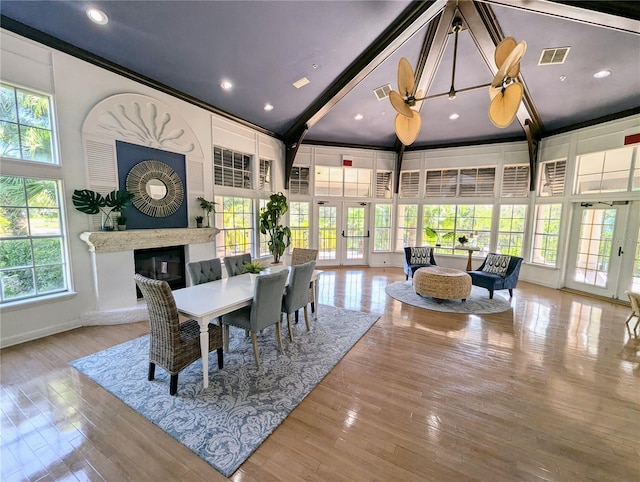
[1,268,639,481]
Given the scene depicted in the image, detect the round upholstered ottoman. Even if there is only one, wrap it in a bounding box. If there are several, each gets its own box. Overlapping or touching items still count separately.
[413,266,472,302]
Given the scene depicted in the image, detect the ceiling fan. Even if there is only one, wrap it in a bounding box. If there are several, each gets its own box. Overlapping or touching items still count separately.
[388,16,527,145]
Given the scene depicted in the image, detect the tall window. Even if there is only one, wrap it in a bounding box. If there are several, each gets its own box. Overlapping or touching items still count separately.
[373,204,392,251]
[214,196,254,258]
[396,204,418,250]
[531,204,562,267]
[257,198,269,257]
[1,83,55,164]
[632,225,640,292]
[213,146,252,189]
[422,204,493,255]
[497,205,527,257]
[289,201,310,249]
[0,177,67,302]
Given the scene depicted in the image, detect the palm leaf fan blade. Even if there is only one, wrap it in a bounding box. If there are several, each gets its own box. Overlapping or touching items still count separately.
[397,57,415,96]
[389,90,414,119]
[494,37,517,69]
[489,82,523,128]
[394,111,421,146]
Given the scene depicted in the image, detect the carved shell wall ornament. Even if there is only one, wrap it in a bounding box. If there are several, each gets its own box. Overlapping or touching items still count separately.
[98,101,195,153]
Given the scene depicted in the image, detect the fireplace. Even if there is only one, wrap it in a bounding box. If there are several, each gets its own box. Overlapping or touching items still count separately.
[134,245,186,298]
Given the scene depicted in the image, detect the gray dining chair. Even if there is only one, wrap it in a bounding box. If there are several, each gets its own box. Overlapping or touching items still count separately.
[291,247,319,319]
[187,258,222,285]
[221,269,288,366]
[134,274,223,395]
[282,260,316,340]
[224,253,251,277]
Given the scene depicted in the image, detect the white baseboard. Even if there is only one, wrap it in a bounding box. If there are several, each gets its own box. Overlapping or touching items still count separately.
[1,320,81,349]
[81,304,149,326]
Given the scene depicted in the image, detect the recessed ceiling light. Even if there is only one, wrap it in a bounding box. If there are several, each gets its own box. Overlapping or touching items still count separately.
[354,114,363,121]
[86,8,108,25]
[559,75,567,82]
[220,80,233,90]
[449,113,460,120]
[593,69,611,79]
[264,103,274,111]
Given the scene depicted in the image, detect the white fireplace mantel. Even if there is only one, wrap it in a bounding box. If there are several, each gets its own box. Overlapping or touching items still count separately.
[78,227,219,324]
[79,227,219,253]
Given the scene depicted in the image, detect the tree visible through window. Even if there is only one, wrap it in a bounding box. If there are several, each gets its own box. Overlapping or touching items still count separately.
[532,204,562,266]
[0,84,55,164]
[0,177,67,302]
[214,196,254,257]
[289,201,310,249]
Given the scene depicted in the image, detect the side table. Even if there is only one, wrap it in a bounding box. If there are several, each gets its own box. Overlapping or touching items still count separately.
[455,245,481,271]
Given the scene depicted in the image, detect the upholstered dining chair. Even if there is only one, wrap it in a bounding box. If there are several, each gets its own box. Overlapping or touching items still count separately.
[224,253,251,277]
[134,274,223,395]
[291,247,319,317]
[624,290,640,337]
[221,269,289,366]
[282,260,316,340]
[187,258,222,285]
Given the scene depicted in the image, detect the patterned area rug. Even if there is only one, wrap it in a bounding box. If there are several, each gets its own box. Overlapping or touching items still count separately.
[71,305,379,477]
[385,280,512,314]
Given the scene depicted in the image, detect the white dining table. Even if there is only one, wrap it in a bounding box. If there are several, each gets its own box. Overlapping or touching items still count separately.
[171,265,322,388]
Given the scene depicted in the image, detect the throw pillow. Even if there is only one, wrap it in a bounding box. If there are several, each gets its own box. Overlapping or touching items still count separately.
[410,247,433,264]
[483,254,510,276]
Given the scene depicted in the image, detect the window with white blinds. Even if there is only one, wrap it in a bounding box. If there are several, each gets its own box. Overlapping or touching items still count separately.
[213,146,252,189]
[501,165,530,197]
[399,171,420,198]
[375,170,393,199]
[289,166,310,195]
[258,159,272,192]
[459,167,496,197]
[425,169,458,197]
[539,160,566,197]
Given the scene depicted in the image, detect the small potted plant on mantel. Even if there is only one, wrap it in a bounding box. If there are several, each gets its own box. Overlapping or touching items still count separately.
[116,214,128,231]
[195,215,204,228]
[197,197,217,228]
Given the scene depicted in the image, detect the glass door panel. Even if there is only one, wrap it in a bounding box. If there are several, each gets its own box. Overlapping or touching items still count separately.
[318,204,338,263]
[343,204,368,265]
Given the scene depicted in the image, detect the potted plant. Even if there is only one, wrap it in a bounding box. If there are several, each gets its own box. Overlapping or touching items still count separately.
[197,196,217,227]
[457,235,469,246]
[195,215,204,228]
[424,226,455,247]
[116,214,127,231]
[72,189,134,231]
[259,192,291,264]
[242,260,265,282]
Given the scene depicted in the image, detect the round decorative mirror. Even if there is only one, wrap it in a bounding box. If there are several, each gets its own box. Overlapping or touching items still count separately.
[145,179,168,199]
[126,160,184,217]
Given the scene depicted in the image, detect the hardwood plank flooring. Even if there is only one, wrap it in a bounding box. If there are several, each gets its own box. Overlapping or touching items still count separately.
[1,267,638,481]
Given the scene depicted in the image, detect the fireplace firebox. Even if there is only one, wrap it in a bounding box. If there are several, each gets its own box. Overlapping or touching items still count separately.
[134,245,186,298]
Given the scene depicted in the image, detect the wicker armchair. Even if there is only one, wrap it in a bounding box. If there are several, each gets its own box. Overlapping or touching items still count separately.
[224,253,251,277]
[187,258,222,285]
[221,269,289,366]
[291,248,319,317]
[282,260,316,339]
[624,290,640,337]
[134,274,223,395]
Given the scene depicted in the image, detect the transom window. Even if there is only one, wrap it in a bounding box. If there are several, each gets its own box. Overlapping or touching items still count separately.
[213,146,252,189]
[539,160,566,197]
[0,176,67,302]
[0,83,56,164]
[375,170,393,199]
[289,166,310,195]
[258,159,273,192]
[424,167,496,198]
[315,166,371,197]
[501,165,530,197]
[576,147,637,194]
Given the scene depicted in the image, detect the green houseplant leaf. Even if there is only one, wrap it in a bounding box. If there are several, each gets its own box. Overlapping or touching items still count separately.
[259,192,291,264]
[105,189,135,212]
[72,189,106,215]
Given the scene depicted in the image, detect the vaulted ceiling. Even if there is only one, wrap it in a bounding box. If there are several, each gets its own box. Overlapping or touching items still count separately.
[2,0,639,154]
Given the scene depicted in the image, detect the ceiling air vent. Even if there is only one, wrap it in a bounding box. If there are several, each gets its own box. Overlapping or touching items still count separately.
[538,47,570,65]
[374,83,392,100]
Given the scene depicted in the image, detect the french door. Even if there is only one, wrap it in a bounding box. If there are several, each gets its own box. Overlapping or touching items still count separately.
[565,202,638,299]
[316,202,369,266]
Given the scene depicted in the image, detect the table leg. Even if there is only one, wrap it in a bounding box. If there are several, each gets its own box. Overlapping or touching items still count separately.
[466,251,473,271]
[198,318,209,389]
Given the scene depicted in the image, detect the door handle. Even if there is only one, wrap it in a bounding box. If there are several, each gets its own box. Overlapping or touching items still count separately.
[618,246,624,256]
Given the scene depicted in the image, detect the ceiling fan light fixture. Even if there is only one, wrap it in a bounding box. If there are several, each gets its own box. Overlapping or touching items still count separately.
[593,69,611,79]
[86,8,108,25]
[354,114,363,121]
[449,113,459,120]
[264,103,274,111]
